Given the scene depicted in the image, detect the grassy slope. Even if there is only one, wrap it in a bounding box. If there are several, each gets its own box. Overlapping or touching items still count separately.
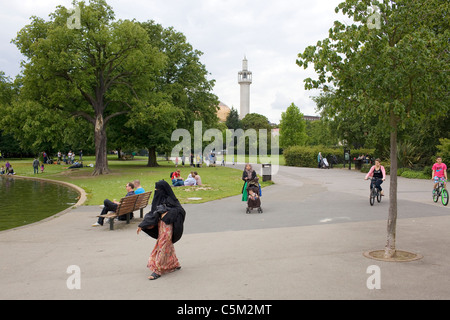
[4,156,273,205]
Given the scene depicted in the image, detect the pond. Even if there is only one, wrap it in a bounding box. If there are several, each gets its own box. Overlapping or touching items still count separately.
[0,176,80,231]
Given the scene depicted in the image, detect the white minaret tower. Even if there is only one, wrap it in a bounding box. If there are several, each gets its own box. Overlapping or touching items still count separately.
[238,56,252,119]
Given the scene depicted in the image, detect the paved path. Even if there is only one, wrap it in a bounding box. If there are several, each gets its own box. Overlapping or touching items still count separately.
[0,165,449,300]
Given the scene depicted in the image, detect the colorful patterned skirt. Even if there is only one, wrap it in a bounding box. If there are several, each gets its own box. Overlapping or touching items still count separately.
[147,220,180,275]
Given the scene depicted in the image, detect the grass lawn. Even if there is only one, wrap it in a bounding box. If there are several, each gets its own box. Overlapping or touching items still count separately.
[3,156,273,205]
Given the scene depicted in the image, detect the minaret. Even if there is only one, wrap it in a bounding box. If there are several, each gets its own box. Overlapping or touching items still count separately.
[238,56,252,119]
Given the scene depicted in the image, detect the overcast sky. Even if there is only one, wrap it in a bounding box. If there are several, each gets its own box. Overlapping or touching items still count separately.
[0,0,348,123]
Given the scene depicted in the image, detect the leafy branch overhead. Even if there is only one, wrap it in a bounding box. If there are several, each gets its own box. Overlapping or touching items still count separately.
[7,0,218,173]
[296,0,449,258]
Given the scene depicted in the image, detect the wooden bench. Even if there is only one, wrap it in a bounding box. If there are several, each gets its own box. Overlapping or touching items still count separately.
[98,191,152,230]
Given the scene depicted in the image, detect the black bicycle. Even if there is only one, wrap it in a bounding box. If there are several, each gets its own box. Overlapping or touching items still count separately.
[432,180,448,206]
[369,177,382,206]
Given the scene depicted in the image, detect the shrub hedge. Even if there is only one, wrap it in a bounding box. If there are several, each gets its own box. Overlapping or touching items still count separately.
[283,145,432,180]
[283,145,375,168]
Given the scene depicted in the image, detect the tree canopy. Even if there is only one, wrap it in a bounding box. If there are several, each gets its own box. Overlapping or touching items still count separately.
[297,0,449,258]
[3,0,218,173]
[279,103,307,149]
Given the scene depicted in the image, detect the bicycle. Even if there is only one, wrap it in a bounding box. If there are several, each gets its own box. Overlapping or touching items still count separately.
[369,177,383,206]
[432,179,448,206]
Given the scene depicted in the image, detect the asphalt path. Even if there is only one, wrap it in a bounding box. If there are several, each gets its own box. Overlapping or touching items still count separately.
[0,164,449,301]
[183,164,448,234]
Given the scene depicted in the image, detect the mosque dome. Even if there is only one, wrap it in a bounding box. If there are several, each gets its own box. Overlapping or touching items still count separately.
[217,101,231,122]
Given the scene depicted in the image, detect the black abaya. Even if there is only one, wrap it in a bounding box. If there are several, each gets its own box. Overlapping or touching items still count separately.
[139,180,186,243]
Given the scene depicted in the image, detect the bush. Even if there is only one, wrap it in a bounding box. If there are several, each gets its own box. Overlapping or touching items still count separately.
[283,145,339,167]
[283,145,375,168]
[400,170,428,179]
[396,167,429,180]
[284,146,320,167]
[422,165,432,177]
[361,163,371,173]
[435,138,450,164]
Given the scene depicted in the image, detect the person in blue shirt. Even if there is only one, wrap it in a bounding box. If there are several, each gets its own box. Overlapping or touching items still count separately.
[134,179,145,194]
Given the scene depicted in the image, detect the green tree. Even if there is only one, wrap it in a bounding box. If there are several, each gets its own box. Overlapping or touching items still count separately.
[137,21,219,166]
[241,113,271,131]
[236,113,272,157]
[297,0,449,258]
[12,0,165,175]
[305,120,338,147]
[225,107,242,130]
[0,72,27,157]
[279,103,307,149]
[312,92,380,149]
[435,138,450,164]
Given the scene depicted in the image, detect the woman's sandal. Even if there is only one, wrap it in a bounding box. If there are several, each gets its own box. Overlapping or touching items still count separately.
[148,272,161,280]
[149,267,180,280]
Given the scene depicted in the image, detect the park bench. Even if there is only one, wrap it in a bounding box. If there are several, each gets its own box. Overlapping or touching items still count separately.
[98,191,152,230]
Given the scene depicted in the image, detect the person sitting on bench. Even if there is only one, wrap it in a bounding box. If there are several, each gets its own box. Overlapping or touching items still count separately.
[92,182,135,227]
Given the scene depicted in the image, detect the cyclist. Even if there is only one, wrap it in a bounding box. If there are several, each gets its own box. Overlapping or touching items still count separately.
[432,156,447,189]
[364,158,386,196]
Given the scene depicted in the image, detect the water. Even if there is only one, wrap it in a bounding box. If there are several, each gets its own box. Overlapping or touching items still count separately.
[0,176,80,231]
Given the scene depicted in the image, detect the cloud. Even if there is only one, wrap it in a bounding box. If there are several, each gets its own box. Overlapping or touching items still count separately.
[0,0,346,123]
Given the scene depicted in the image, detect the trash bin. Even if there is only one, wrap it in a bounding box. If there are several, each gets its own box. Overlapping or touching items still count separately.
[262,163,272,182]
[354,159,363,170]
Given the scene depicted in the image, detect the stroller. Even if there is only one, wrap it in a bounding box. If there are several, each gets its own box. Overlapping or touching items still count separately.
[245,178,263,214]
[321,157,330,169]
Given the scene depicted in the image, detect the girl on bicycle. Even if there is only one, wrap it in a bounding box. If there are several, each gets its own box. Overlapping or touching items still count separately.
[364,158,386,196]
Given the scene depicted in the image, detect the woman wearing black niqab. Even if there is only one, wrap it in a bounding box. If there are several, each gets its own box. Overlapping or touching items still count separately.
[137,180,186,280]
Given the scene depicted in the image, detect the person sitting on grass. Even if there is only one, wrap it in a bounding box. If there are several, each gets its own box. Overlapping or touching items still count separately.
[7,165,16,175]
[193,171,202,186]
[68,160,83,169]
[183,173,197,186]
[171,169,184,187]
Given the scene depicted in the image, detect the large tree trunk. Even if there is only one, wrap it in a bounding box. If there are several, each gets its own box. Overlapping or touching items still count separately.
[385,113,398,258]
[93,114,110,175]
[147,147,159,167]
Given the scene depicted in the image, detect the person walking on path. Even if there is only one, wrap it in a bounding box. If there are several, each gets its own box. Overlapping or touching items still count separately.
[241,163,257,201]
[137,180,186,280]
